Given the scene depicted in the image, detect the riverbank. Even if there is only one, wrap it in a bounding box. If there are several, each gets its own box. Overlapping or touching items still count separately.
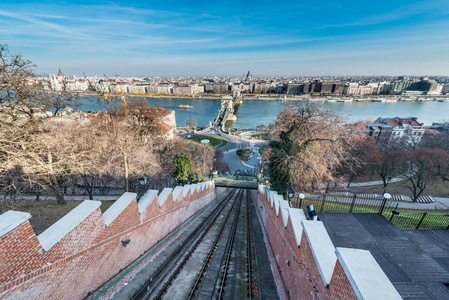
[79,92,449,102]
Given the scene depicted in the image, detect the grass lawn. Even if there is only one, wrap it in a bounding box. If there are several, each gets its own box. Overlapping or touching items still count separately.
[188,135,228,148]
[1,200,115,234]
[251,133,269,139]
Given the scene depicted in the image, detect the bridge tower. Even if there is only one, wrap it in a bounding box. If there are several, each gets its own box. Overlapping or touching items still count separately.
[233,90,243,104]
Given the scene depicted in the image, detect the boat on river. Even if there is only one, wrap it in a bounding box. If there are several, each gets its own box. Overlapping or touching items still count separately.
[438,98,449,103]
[179,105,194,109]
[337,97,353,103]
[370,97,385,102]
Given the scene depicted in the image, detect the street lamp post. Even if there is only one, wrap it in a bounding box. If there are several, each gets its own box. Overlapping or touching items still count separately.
[287,185,294,208]
[137,175,147,201]
[298,193,305,209]
[379,192,391,215]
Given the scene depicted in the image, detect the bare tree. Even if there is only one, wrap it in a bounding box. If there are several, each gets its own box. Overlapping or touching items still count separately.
[0,44,80,124]
[184,140,215,174]
[267,104,359,193]
[338,136,381,187]
[374,151,403,188]
[0,123,90,204]
[186,117,198,129]
[398,148,449,201]
[88,106,161,192]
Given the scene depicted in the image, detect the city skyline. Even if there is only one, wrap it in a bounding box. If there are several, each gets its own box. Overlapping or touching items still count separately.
[1,0,449,76]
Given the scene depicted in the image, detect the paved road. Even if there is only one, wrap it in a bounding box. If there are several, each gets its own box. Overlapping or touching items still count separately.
[178,127,268,174]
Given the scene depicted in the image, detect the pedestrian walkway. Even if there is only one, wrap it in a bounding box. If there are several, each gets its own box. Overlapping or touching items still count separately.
[346,176,406,187]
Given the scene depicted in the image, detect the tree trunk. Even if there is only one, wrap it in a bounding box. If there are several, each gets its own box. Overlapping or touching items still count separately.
[82,176,94,200]
[50,175,66,204]
[123,153,129,192]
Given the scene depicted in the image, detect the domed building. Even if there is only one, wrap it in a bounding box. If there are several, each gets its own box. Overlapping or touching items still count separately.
[57,68,65,78]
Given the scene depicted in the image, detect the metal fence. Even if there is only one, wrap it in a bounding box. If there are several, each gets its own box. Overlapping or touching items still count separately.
[292,194,397,216]
[389,212,449,230]
[292,193,449,230]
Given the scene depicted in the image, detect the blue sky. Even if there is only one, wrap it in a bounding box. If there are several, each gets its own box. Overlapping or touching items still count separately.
[1,0,449,76]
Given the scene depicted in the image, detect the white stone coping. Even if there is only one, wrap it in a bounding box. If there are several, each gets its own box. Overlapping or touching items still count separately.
[274,194,283,216]
[288,208,306,246]
[302,220,337,287]
[38,200,101,251]
[190,184,197,194]
[279,200,290,227]
[335,248,402,300]
[138,190,158,214]
[196,183,203,193]
[158,188,173,207]
[172,186,183,202]
[0,211,32,238]
[183,185,191,197]
[269,191,277,208]
[103,193,137,227]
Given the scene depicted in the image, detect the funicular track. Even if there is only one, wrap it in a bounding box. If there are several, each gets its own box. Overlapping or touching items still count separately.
[131,188,269,300]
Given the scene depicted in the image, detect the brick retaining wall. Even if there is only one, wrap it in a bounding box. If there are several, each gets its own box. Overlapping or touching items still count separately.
[253,184,401,300]
[0,182,215,299]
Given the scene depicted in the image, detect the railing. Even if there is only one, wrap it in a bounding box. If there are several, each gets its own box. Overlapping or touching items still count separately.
[292,194,397,216]
[292,193,449,230]
[389,211,449,230]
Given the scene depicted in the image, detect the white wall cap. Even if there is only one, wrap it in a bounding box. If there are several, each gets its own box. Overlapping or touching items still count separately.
[196,183,202,193]
[269,191,277,208]
[335,248,402,300]
[288,208,306,246]
[279,200,290,227]
[183,185,191,197]
[158,188,173,207]
[172,186,183,202]
[274,194,283,216]
[302,220,337,286]
[103,193,136,227]
[190,184,197,194]
[0,211,32,238]
[38,200,101,251]
[138,190,158,214]
[264,186,270,200]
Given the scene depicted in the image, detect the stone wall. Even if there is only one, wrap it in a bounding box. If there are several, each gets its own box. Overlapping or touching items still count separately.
[254,184,401,300]
[0,182,215,299]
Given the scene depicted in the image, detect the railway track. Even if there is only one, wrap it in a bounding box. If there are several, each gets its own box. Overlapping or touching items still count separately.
[130,188,267,300]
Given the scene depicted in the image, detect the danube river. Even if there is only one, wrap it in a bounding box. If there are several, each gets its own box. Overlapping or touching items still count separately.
[81,98,449,128]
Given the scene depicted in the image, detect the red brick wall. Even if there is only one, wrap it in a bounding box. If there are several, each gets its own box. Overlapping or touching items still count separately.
[0,185,215,299]
[253,190,359,300]
[329,261,358,300]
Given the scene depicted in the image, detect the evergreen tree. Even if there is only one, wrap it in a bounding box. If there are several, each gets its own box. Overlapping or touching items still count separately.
[173,153,193,184]
[268,128,295,195]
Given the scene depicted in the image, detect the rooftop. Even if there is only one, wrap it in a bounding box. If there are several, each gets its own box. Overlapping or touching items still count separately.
[319,213,449,299]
